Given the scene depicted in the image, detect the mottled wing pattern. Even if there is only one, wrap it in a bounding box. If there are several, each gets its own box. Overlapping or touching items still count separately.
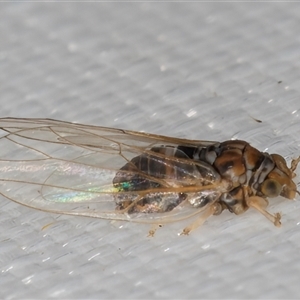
[0,118,224,223]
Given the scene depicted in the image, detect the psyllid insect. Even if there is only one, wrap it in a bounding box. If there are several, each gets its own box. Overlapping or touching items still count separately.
[0,118,299,235]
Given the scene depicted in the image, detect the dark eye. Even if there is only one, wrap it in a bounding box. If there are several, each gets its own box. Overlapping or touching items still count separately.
[261,179,282,198]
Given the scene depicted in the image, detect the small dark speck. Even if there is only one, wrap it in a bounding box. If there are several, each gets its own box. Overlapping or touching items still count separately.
[253,118,262,123]
[249,115,262,123]
[278,81,282,84]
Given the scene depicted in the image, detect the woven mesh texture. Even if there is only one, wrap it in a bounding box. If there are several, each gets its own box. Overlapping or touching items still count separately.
[1,3,300,299]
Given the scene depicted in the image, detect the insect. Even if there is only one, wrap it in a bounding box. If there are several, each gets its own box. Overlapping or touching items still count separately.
[0,118,298,235]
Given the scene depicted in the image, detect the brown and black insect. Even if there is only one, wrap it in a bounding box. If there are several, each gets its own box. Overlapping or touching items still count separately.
[0,118,298,234]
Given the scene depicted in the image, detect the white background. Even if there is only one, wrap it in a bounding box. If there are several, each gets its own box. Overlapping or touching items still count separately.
[1,2,300,299]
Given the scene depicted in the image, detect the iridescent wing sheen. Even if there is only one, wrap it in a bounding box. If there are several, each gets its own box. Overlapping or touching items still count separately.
[0,118,225,223]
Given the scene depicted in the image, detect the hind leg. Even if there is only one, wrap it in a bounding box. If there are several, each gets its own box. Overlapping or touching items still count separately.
[147,224,163,237]
[291,156,300,177]
[180,202,223,235]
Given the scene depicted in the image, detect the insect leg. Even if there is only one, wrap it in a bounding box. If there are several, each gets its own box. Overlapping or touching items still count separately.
[246,196,281,227]
[147,224,162,237]
[291,156,300,177]
[180,202,222,235]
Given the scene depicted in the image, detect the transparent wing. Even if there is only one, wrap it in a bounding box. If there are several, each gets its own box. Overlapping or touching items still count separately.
[0,118,226,223]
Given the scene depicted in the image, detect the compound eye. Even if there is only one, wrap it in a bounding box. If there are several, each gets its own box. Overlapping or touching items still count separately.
[261,179,282,198]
